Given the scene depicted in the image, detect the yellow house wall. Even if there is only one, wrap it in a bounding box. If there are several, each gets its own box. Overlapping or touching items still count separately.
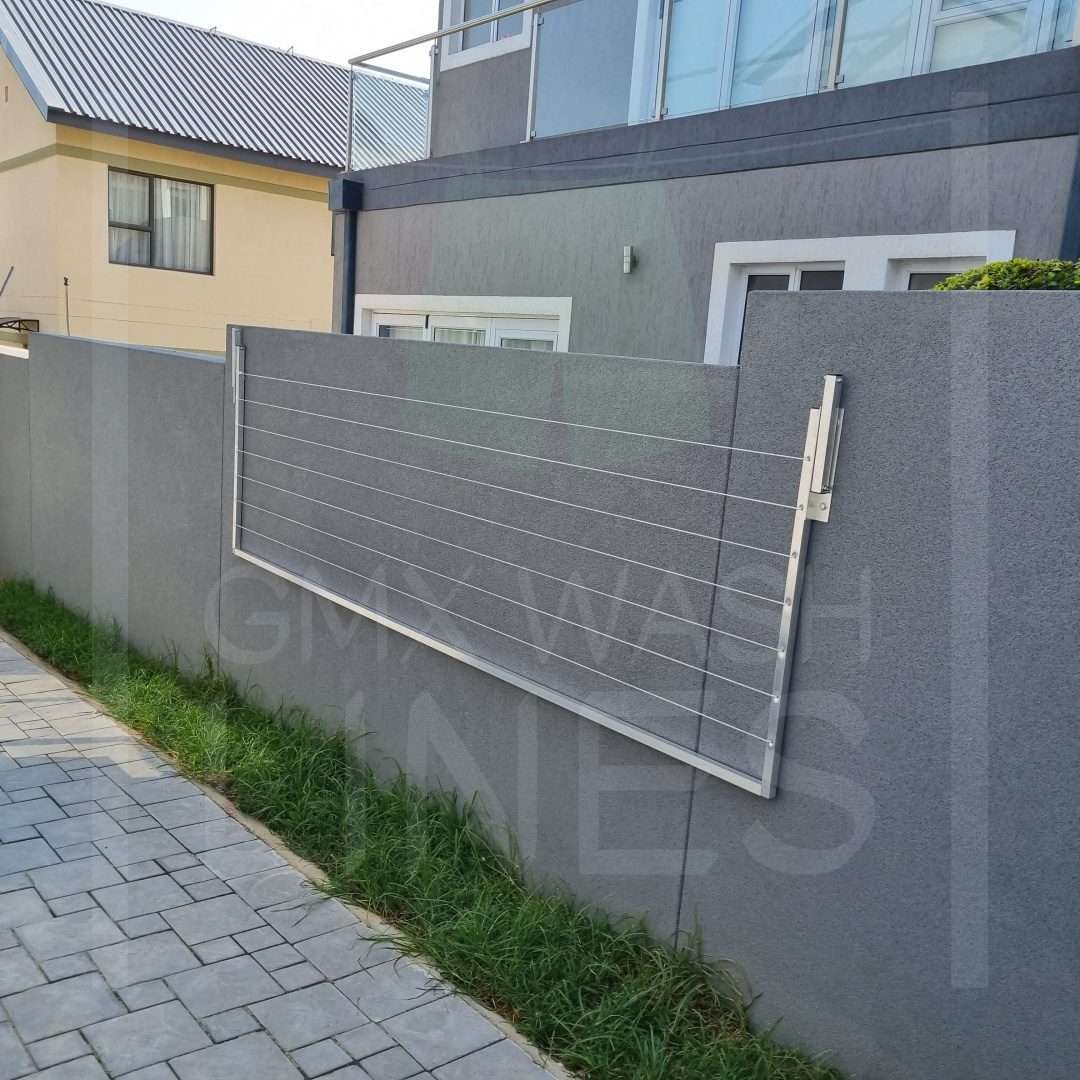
[0,51,332,352]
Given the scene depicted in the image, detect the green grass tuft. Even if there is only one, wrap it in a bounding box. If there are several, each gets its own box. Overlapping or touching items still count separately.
[0,578,842,1080]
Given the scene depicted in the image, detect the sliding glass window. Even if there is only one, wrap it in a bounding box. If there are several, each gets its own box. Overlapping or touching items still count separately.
[660,0,1067,120]
[108,169,213,275]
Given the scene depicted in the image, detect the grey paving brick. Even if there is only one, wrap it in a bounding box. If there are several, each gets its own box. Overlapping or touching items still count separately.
[203,1007,261,1042]
[96,828,185,866]
[0,1022,34,1080]
[171,1031,302,1080]
[0,720,26,743]
[93,875,191,920]
[0,825,38,843]
[119,860,166,881]
[49,715,114,739]
[48,892,97,916]
[146,795,226,830]
[192,936,244,963]
[253,943,302,971]
[361,1046,425,1080]
[84,1000,210,1075]
[431,1041,556,1080]
[41,952,96,981]
[273,961,324,991]
[168,955,281,1018]
[170,864,215,885]
[67,727,132,753]
[28,1030,90,1069]
[45,775,126,806]
[234,926,283,952]
[158,852,200,871]
[171,817,252,853]
[100,758,173,787]
[200,840,285,881]
[97,794,135,810]
[335,960,447,1023]
[81,741,158,768]
[61,801,101,817]
[17,907,124,961]
[30,856,124,899]
[0,762,68,791]
[249,983,366,1051]
[262,897,355,943]
[56,842,98,861]
[123,777,202,805]
[29,1056,110,1080]
[117,979,175,1010]
[120,815,161,833]
[120,1066,176,1080]
[2,972,125,1042]
[119,913,169,938]
[0,945,44,996]
[9,786,46,801]
[383,999,502,1072]
[321,1069,367,1080]
[184,879,232,901]
[229,866,312,910]
[110,802,152,822]
[0,886,51,930]
[0,838,58,876]
[295,926,398,980]
[0,871,31,893]
[32,701,97,721]
[0,926,15,945]
[36,811,123,848]
[0,796,65,829]
[163,894,264,945]
[292,1039,352,1078]
[90,930,200,988]
[0,659,46,681]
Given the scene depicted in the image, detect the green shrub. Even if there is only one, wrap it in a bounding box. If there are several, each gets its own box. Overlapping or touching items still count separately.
[934,258,1080,292]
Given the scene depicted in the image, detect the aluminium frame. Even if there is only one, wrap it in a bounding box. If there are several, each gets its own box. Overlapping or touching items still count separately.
[230,331,844,800]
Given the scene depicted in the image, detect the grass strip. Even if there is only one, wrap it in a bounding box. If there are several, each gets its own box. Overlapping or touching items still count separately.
[0,578,842,1080]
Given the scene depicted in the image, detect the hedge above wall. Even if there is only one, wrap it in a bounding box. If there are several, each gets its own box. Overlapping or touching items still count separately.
[936,258,1080,291]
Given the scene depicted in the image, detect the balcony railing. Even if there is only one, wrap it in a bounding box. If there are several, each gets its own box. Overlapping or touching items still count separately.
[348,0,1079,168]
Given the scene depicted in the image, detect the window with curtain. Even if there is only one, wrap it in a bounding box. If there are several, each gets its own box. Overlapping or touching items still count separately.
[108,169,213,274]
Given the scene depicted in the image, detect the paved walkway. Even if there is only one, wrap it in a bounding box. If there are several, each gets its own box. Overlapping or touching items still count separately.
[0,639,563,1080]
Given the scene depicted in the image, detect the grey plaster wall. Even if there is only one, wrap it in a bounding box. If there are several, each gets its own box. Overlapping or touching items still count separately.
[353,135,1076,365]
[431,49,531,158]
[13,335,224,667]
[215,295,1080,1080]
[0,351,31,580]
[2,294,1078,1080]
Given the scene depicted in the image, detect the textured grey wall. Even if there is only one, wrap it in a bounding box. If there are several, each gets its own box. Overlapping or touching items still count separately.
[352,135,1076,365]
[16,336,224,667]
[431,49,531,157]
[2,295,1078,1080]
[0,352,31,580]
[217,296,1080,1080]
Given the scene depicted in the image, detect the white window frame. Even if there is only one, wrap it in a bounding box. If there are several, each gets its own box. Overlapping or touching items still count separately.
[703,230,1015,366]
[357,294,573,352]
[915,0,1055,73]
[440,0,533,71]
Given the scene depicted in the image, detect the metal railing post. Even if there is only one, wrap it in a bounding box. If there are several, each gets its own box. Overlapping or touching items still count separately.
[524,8,540,141]
[653,0,674,121]
[760,374,845,798]
[825,0,850,89]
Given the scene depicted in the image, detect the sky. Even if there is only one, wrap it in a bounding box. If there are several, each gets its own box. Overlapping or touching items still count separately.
[123,0,440,73]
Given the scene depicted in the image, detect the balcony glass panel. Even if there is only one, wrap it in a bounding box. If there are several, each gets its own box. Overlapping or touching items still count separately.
[1054,0,1076,45]
[929,9,1029,72]
[664,0,729,118]
[532,0,660,138]
[729,0,821,106]
[839,0,918,87]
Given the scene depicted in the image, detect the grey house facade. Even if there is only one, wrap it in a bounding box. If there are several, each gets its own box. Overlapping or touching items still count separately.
[331,0,1080,366]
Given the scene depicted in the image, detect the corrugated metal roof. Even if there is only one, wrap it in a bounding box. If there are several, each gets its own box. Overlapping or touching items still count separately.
[0,0,427,171]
